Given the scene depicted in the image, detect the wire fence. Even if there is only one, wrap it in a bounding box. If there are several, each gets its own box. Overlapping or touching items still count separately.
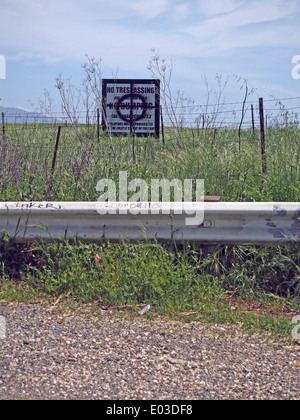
[1,97,298,157]
[1,95,300,133]
[0,94,299,203]
[1,95,299,189]
[0,95,299,184]
[161,96,300,131]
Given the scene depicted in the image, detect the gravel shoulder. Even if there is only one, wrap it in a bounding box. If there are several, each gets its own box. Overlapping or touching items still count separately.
[0,301,299,400]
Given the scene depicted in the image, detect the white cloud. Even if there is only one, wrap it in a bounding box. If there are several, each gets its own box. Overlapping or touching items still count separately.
[173,3,190,22]
[181,0,300,53]
[197,0,244,18]
[130,0,168,19]
[0,0,192,75]
[0,0,300,88]
[7,52,62,65]
[1,0,299,64]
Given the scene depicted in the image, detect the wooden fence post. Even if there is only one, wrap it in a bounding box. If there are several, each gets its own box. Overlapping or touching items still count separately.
[259,98,267,176]
[251,104,255,134]
[2,111,7,162]
[47,126,63,200]
[97,108,100,142]
[2,111,5,141]
[51,126,62,176]
[160,105,165,146]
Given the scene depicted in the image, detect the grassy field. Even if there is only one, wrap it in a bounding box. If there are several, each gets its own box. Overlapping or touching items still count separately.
[0,123,299,343]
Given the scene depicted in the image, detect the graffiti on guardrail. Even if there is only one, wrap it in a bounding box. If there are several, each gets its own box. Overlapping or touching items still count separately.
[12,202,63,210]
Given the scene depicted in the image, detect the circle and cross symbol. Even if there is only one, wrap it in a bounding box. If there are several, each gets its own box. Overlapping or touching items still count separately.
[115,93,148,125]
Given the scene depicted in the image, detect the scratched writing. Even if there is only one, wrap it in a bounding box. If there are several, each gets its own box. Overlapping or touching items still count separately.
[96,201,162,215]
[104,202,162,210]
[13,202,63,210]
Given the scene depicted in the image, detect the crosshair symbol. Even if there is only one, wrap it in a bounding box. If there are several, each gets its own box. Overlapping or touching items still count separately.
[116,93,147,124]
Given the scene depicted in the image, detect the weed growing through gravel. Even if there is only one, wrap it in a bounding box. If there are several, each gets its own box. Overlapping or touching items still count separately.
[0,235,299,342]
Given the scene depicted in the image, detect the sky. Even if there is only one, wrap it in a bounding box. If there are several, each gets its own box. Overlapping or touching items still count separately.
[0,0,300,113]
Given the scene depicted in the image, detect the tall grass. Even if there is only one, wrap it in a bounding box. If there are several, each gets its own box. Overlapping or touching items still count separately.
[0,123,299,341]
[1,124,299,203]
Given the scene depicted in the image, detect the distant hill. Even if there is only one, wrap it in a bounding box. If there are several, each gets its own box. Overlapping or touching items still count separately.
[0,106,59,124]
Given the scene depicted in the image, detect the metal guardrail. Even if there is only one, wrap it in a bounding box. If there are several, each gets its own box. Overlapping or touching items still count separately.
[0,201,299,245]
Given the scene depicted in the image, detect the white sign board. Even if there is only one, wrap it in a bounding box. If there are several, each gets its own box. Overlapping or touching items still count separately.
[102,79,160,136]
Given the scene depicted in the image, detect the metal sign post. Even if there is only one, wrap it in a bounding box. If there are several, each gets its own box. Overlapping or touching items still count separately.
[102,79,160,137]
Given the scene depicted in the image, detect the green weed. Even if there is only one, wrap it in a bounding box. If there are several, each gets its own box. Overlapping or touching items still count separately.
[0,124,299,342]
